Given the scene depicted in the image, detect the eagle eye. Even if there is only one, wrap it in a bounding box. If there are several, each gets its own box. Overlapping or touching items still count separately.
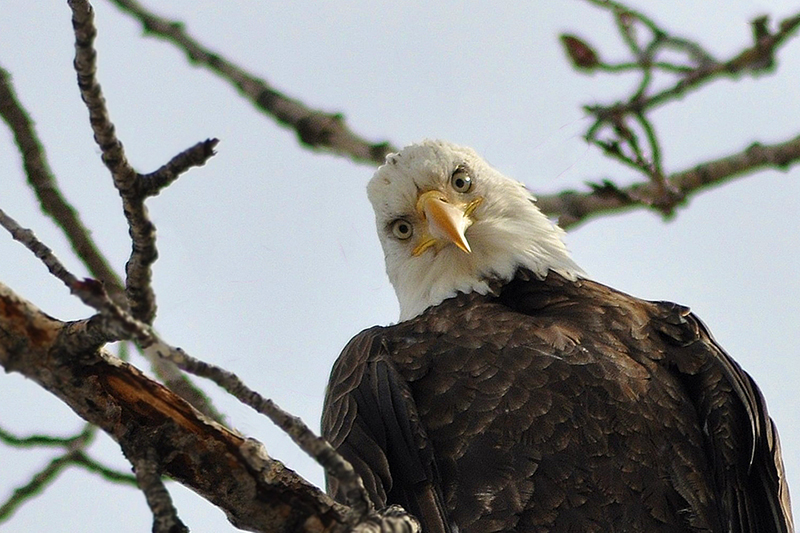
[391,219,413,240]
[451,167,472,193]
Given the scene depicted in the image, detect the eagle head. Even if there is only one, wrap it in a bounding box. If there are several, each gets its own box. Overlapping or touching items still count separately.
[368,140,583,321]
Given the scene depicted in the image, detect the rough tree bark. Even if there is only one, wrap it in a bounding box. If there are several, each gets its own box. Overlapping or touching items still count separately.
[0,281,418,533]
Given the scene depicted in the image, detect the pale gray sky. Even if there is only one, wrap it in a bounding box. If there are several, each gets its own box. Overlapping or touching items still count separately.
[1,2,798,531]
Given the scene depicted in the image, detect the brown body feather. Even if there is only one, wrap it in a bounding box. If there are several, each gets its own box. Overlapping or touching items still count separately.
[322,271,792,533]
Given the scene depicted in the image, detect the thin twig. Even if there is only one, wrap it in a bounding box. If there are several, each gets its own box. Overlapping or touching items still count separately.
[537,133,800,228]
[597,61,694,74]
[2,57,220,420]
[634,112,662,178]
[105,0,395,164]
[146,341,375,519]
[570,1,800,215]
[636,16,797,112]
[585,0,663,38]
[133,452,188,533]
[0,163,222,422]
[0,64,127,307]
[70,0,158,325]
[583,5,800,116]
[0,445,136,524]
[0,206,169,361]
[0,453,73,521]
[632,111,682,213]
[0,424,91,449]
[0,423,101,524]
[612,6,643,55]
[71,452,138,486]
[0,207,113,317]
[138,139,219,197]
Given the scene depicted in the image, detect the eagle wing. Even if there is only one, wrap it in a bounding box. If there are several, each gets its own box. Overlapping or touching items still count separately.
[652,301,794,533]
[500,273,793,532]
[322,327,451,533]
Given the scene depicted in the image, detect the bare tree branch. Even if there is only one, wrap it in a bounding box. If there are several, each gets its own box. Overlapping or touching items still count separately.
[69,0,217,324]
[1,200,373,523]
[1,192,375,527]
[147,341,374,521]
[0,280,353,532]
[104,0,395,164]
[0,206,116,319]
[544,2,800,225]
[631,11,800,111]
[572,4,800,188]
[71,0,168,325]
[0,200,396,529]
[0,219,421,529]
[0,61,224,423]
[67,0,228,421]
[537,133,800,228]
[105,0,800,231]
[0,200,223,420]
[0,64,127,307]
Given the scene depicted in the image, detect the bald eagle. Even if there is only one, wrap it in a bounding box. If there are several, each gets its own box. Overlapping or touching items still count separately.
[322,140,793,533]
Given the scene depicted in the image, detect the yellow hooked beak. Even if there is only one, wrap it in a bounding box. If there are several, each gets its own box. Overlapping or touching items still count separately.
[412,190,483,256]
